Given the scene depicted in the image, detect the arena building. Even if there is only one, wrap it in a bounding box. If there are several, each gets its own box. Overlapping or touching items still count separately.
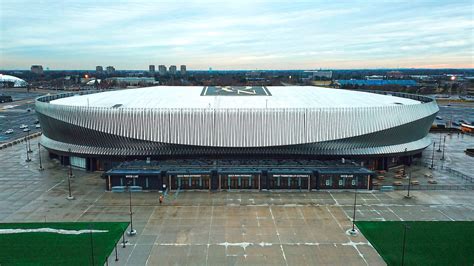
[35,86,438,190]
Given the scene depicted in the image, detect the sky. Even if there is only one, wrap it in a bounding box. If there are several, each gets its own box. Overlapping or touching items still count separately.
[0,0,473,70]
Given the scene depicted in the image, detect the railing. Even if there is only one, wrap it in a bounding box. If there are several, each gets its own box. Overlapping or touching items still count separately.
[360,90,435,103]
[413,161,473,183]
[374,184,474,191]
[36,90,101,103]
[444,167,474,183]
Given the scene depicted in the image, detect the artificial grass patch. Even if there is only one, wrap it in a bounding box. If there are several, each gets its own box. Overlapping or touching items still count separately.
[0,222,129,265]
[356,221,474,266]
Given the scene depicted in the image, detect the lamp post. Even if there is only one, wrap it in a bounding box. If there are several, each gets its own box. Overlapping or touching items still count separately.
[89,224,95,266]
[430,141,435,169]
[66,148,74,200]
[401,223,410,266]
[405,168,412,199]
[403,148,408,177]
[440,135,446,161]
[348,177,358,236]
[122,233,126,248]
[38,143,44,171]
[26,131,32,153]
[437,134,442,152]
[25,137,31,162]
[128,180,137,236]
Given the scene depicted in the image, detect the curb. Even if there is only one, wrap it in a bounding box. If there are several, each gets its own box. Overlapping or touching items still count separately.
[0,132,42,150]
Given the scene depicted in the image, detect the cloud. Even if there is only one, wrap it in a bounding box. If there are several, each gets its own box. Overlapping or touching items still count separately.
[0,0,472,69]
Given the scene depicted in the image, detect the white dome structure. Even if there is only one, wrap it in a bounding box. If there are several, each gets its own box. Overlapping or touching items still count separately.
[36,86,438,157]
[0,74,27,87]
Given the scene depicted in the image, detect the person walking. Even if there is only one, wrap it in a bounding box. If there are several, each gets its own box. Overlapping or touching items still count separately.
[159,194,164,204]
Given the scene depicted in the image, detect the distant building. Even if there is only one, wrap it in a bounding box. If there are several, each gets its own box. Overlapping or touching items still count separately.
[106,66,115,74]
[158,65,167,75]
[336,80,417,87]
[169,65,177,75]
[465,77,474,96]
[365,75,384,80]
[96,66,103,73]
[309,70,332,79]
[106,77,156,86]
[31,65,44,74]
[149,65,155,73]
[180,65,186,75]
[386,71,403,79]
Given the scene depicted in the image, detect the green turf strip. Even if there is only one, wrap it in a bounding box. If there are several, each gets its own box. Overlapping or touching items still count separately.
[356,221,474,266]
[0,222,129,266]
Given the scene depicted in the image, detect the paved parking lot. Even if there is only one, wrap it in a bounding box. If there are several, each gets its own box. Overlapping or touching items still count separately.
[1,137,473,265]
[0,89,44,142]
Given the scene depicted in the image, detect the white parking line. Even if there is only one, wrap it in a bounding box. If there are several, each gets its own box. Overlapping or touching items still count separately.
[269,206,288,266]
[387,207,404,221]
[46,179,65,192]
[205,205,214,266]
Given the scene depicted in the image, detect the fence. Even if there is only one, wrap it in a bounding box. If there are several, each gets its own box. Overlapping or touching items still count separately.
[412,161,473,183]
[444,167,474,183]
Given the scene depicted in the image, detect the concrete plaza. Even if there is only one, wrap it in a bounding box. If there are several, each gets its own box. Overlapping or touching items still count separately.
[0,137,473,265]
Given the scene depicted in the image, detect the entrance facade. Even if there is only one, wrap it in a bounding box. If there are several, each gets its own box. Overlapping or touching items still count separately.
[171,175,210,190]
[269,174,310,190]
[221,174,259,190]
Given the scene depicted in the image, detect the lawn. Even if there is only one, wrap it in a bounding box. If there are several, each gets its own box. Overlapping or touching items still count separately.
[0,222,129,265]
[356,221,474,266]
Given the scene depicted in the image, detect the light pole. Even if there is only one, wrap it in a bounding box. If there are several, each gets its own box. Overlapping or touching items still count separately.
[128,180,137,236]
[405,168,412,199]
[66,148,74,200]
[440,135,446,161]
[38,143,44,171]
[403,148,408,177]
[437,134,442,152]
[26,131,32,153]
[401,223,410,266]
[430,141,435,169]
[89,224,95,266]
[348,177,358,236]
[25,137,31,162]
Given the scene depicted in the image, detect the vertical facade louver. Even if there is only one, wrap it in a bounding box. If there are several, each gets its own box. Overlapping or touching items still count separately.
[35,90,438,158]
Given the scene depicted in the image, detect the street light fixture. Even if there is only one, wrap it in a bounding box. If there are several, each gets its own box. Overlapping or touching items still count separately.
[25,137,31,162]
[38,143,44,171]
[127,180,137,236]
[66,148,75,200]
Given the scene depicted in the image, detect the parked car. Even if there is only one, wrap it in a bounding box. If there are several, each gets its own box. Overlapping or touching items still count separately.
[35,124,41,129]
[22,128,30,132]
[5,129,14,134]
[34,120,40,124]
[19,124,28,129]
[0,95,13,103]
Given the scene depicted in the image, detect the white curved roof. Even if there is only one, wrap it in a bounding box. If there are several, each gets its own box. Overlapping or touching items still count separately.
[50,86,421,109]
[0,74,27,87]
